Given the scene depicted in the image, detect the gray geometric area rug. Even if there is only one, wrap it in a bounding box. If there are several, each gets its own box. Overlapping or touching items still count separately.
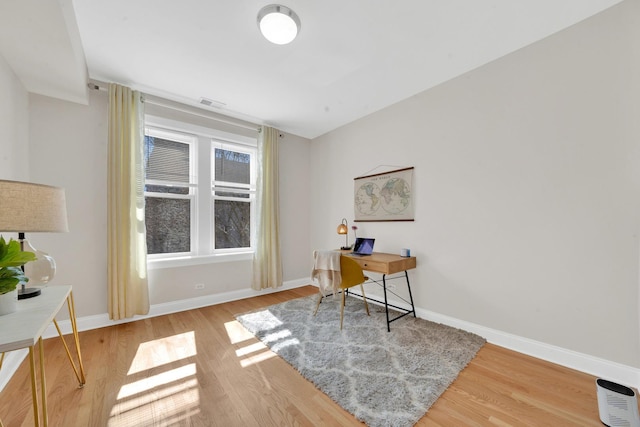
[236,294,486,427]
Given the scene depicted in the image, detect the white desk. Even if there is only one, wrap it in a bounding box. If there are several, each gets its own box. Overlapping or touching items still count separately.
[0,285,86,427]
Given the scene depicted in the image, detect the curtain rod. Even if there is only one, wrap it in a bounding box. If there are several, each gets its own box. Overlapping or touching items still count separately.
[88,80,262,133]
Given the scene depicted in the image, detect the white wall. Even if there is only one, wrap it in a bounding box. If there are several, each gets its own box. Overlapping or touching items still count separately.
[0,54,38,391]
[27,89,312,317]
[277,132,313,280]
[28,90,109,317]
[0,53,29,181]
[311,0,640,368]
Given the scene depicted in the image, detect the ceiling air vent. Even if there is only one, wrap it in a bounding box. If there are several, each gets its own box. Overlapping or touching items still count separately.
[199,97,226,109]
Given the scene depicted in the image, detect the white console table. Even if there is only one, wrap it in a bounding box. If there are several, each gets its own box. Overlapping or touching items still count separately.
[0,285,85,427]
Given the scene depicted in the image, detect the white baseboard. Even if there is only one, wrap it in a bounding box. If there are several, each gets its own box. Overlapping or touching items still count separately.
[47,278,311,337]
[419,306,640,390]
[2,277,638,393]
[0,349,28,391]
[349,286,640,390]
[0,278,309,391]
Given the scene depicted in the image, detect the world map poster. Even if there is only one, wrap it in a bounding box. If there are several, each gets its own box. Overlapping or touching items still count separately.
[354,167,414,222]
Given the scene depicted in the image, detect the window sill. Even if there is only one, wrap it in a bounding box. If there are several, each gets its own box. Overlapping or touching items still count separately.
[147,252,253,270]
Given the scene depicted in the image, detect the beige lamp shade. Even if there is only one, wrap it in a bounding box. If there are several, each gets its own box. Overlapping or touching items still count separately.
[0,180,69,232]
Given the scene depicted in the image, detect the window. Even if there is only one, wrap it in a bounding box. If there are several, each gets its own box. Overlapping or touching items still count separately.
[144,128,195,256]
[212,143,256,251]
[144,120,257,263]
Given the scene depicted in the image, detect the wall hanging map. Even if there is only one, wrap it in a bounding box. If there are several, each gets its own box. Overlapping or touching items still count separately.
[354,167,414,222]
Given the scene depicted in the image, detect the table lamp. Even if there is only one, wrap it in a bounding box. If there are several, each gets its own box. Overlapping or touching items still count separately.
[0,180,69,299]
[337,218,350,250]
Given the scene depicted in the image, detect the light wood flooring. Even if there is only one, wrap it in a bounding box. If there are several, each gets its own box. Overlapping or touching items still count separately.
[0,285,608,426]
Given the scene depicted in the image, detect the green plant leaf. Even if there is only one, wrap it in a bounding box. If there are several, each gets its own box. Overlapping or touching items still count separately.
[0,237,37,268]
[0,237,36,294]
[0,236,7,261]
[0,266,28,294]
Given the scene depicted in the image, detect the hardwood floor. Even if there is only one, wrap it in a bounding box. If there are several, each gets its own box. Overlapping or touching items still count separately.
[0,285,607,426]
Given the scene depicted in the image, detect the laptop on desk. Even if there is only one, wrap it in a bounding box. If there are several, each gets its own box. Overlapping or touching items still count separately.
[351,237,375,256]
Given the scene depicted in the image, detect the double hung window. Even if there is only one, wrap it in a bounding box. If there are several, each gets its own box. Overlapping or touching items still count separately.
[212,142,255,251]
[144,120,257,263]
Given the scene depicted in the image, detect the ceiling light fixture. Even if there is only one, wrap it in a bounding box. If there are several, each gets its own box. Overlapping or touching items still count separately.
[257,4,301,45]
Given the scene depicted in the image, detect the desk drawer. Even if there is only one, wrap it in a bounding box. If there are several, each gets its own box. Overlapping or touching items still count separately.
[355,259,388,274]
[341,252,416,275]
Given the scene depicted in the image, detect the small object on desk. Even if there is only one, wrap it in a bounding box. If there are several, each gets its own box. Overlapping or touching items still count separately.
[337,218,351,250]
[352,237,375,256]
[401,248,410,257]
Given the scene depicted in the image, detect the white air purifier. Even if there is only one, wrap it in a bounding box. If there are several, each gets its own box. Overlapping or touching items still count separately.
[596,378,640,427]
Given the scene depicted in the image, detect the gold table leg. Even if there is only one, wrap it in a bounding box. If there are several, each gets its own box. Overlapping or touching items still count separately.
[28,345,40,427]
[26,338,49,427]
[38,338,48,427]
[67,291,86,386]
[52,292,86,387]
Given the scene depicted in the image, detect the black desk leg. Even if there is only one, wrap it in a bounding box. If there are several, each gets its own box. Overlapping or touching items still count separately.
[405,270,416,317]
[382,274,391,332]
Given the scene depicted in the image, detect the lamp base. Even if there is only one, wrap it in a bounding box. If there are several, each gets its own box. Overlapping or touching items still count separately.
[340,246,352,251]
[18,287,41,300]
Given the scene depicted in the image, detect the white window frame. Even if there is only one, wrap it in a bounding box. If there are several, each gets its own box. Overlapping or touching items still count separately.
[144,115,257,269]
[144,126,197,259]
[211,139,257,255]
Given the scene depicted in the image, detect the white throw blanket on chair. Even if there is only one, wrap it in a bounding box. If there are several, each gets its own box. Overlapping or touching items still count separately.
[311,250,342,296]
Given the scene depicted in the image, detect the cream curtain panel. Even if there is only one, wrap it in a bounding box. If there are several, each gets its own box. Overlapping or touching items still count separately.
[252,126,283,290]
[107,83,150,319]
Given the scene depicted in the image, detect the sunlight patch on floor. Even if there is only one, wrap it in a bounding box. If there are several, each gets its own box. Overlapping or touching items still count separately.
[117,363,197,400]
[239,349,277,368]
[225,318,282,368]
[238,310,283,331]
[235,341,267,357]
[224,320,256,344]
[113,376,199,414]
[227,313,303,368]
[270,338,300,352]
[108,332,201,426]
[263,328,292,344]
[127,331,197,375]
[108,377,200,426]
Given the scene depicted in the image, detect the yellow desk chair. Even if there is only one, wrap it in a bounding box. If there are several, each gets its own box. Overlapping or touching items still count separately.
[314,255,370,329]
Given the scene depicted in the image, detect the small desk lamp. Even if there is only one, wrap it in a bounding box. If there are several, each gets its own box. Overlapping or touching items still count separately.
[337,218,350,250]
[0,180,69,299]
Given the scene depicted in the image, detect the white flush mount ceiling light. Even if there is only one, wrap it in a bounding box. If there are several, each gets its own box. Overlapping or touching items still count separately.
[257,4,301,45]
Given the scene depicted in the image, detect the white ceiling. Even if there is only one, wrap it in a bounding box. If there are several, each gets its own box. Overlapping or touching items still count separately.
[0,0,625,139]
[0,0,88,104]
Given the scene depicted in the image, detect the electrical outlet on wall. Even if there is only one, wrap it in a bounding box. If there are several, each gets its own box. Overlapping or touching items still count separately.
[195,283,205,290]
